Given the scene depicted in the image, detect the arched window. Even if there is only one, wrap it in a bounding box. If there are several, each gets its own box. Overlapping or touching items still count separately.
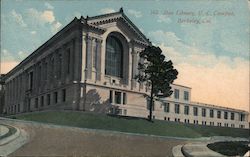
[105,35,123,77]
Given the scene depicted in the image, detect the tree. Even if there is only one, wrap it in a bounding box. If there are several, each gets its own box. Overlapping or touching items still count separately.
[136,46,178,121]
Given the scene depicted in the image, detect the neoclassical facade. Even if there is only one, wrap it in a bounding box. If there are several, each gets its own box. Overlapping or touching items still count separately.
[2,9,249,128]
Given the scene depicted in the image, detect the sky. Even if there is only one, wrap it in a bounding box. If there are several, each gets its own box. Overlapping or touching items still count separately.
[1,0,249,112]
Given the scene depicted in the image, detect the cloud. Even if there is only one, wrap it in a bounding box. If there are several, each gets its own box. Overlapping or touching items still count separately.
[100,8,115,14]
[27,8,62,33]
[41,10,55,23]
[157,15,171,23]
[30,31,36,35]
[2,49,28,62]
[44,2,54,10]
[10,10,27,27]
[128,9,142,18]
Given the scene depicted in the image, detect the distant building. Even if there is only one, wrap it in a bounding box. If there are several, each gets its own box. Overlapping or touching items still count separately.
[2,9,249,128]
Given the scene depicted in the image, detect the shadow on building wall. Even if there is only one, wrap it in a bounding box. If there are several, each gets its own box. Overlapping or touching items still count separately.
[85,89,112,113]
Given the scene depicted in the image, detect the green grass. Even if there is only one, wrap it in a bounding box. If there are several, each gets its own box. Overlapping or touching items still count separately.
[10,111,250,138]
[207,141,250,156]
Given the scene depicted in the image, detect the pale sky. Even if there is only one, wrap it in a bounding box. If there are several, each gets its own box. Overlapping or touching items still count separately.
[1,0,249,112]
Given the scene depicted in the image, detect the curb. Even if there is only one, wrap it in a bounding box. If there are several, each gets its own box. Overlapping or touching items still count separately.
[0,126,29,157]
[0,125,9,138]
[0,124,20,146]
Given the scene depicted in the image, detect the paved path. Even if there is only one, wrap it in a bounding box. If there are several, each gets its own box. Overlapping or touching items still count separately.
[0,119,188,157]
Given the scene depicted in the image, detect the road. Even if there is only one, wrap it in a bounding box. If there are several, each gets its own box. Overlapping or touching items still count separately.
[2,120,187,157]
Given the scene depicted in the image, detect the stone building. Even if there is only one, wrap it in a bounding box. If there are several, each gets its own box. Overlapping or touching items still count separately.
[2,8,249,128]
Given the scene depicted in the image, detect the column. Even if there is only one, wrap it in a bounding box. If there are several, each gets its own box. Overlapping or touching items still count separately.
[96,39,102,81]
[71,39,75,81]
[100,37,106,82]
[81,34,87,82]
[86,36,92,80]
[91,38,96,82]
[128,44,133,88]
[131,51,137,90]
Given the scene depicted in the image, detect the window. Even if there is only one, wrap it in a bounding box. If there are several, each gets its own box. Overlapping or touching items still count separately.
[217,111,221,119]
[175,104,180,114]
[210,109,214,118]
[54,92,58,104]
[35,98,38,108]
[184,91,189,101]
[184,106,189,115]
[193,107,198,116]
[224,111,228,119]
[123,93,126,104]
[202,108,206,117]
[115,91,121,104]
[41,96,44,107]
[105,35,123,77]
[174,89,179,99]
[164,103,170,112]
[231,112,234,120]
[62,89,66,102]
[109,90,113,103]
[240,114,245,121]
[47,94,50,105]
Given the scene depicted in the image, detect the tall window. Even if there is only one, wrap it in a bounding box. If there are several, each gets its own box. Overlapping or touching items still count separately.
[184,91,189,101]
[115,91,121,104]
[210,109,214,118]
[175,104,180,114]
[123,93,126,104]
[193,107,198,116]
[35,98,38,108]
[62,89,66,102]
[224,111,228,119]
[184,106,189,115]
[164,103,170,112]
[231,112,234,120]
[41,96,44,107]
[174,89,179,99]
[240,114,245,121]
[202,108,206,117]
[217,110,221,119]
[54,92,58,104]
[47,94,50,106]
[105,35,123,78]
[109,90,113,103]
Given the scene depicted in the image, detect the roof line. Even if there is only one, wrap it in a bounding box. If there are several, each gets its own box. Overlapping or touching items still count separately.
[4,18,80,78]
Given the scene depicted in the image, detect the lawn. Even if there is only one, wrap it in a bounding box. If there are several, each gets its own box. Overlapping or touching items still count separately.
[207,141,250,156]
[9,111,250,138]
